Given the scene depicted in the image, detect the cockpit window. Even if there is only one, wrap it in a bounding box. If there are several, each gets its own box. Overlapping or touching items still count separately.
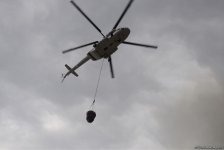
[106,29,121,38]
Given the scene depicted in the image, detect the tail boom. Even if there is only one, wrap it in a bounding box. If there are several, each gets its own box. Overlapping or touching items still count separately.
[61,55,90,82]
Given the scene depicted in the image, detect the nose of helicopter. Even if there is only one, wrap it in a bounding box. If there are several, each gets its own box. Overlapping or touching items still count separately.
[121,27,130,40]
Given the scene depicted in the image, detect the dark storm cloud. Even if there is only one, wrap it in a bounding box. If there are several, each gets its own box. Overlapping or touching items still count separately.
[0,0,224,149]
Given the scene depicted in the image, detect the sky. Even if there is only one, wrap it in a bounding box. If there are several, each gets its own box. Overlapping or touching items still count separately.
[0,0,224,149]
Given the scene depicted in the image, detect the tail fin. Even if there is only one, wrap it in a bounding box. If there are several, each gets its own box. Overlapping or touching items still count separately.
[65,64,78,77]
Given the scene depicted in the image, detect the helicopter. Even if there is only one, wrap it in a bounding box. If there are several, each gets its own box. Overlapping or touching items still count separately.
[61,0,158,82]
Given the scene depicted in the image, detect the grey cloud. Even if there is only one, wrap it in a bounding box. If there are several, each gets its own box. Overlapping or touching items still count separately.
[0,0,224,149]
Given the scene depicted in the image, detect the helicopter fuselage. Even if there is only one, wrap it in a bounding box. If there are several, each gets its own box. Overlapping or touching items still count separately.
[87,27,130,60]
[61,0,157,81]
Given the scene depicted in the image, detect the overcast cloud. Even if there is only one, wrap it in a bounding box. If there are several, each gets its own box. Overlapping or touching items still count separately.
[0,0,224,150]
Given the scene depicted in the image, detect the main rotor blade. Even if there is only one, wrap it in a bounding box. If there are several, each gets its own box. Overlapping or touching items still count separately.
[62,41,98,54]
[122,41,158,49]
[112,0,134,30]
[108,56,115,78]
[70,1,105,37]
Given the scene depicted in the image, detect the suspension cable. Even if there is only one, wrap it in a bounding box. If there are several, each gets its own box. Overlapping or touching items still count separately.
[90,58,104,108]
